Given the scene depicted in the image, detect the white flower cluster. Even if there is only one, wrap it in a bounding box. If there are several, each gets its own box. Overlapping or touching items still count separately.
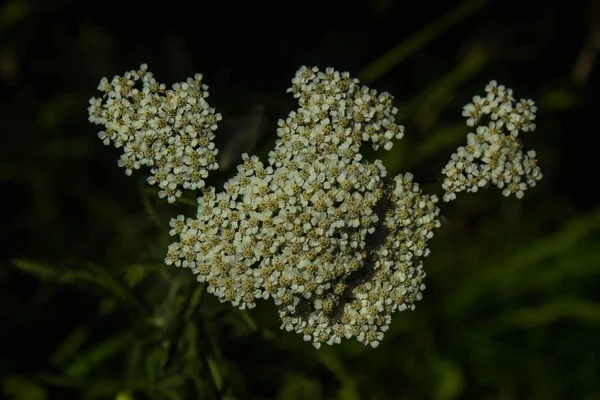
[166,66,440,348]
[88,64,222,203]
[442,81,542,202]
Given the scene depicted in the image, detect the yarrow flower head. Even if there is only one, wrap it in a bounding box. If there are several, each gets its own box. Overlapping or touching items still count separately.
[166,66,440,348]
[89,64,542,349]
[441,80,542,201]
[88,64,222,203]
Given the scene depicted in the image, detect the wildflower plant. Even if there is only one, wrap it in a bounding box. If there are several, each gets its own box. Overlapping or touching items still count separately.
[88,65,542,348]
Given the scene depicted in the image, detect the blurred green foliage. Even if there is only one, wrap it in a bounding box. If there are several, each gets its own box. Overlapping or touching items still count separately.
[2,0,599,399]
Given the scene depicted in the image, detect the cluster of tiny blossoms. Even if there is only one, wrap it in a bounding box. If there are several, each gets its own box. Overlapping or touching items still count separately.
[441,81,542,201]
[166,66,440,348]
[88,64,221,203]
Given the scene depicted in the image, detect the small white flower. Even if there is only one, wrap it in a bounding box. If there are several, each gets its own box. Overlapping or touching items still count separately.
[442,81,541,202]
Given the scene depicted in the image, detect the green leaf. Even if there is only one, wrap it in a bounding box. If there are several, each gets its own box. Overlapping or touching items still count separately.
[184,286,205,320]
[207,356,223,391]
[449,206,600,317]
[486,298,600,332]
[145,347,167,391]
[12,259,60,280]
[50,325,91,367]
[64,332,134,378]
[124,341,142,389]
[82,263,151,315]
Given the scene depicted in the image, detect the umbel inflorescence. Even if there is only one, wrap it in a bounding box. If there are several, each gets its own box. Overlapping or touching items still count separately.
[441,81,542,202]
[88,64,221,203]
[88,65,541,348]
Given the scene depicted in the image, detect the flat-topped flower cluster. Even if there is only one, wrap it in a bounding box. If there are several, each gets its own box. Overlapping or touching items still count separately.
[441,81,542,201]
[89,65,541,348]
[88,64,221,203]
[164,67,440,348]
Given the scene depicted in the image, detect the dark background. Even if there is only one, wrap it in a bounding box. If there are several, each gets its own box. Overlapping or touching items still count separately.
[2,0,599,399]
